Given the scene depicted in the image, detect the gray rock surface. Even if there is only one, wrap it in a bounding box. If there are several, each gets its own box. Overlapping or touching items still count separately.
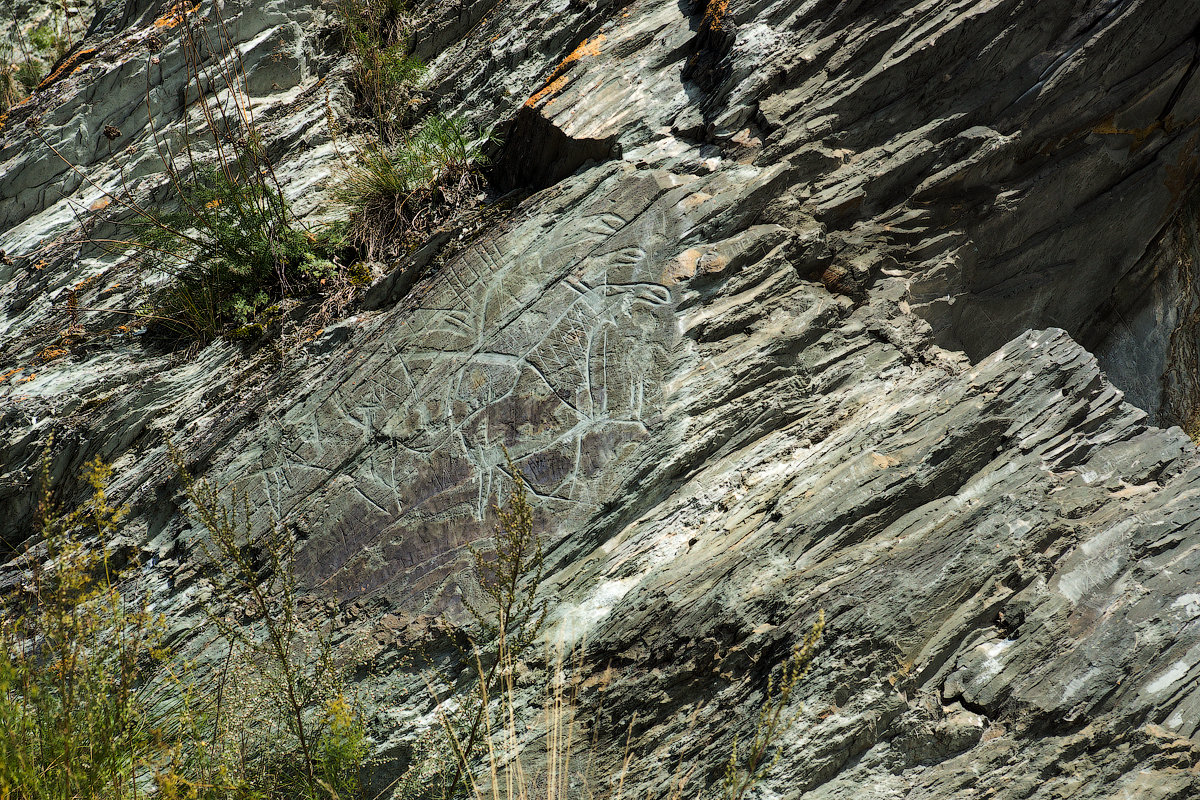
[4,0,1200,797]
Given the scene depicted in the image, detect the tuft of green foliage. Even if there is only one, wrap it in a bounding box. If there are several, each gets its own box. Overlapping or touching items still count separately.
[135,165,335,343]
[0,17,71,112]
[0,442,368,800]
[335,0,425,143]
[117,6,364,348]
[722,611,825,800]
[334,114,490,258]
[0,452,164,800]
[172,448,369,799]
[27,23,69,56]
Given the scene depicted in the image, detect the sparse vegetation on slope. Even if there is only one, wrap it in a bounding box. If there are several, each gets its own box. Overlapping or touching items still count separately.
[335,0,425,144]
[170,447,370,799]
[0,446,370,800]
[2,427,824,800]
[0,16,71,112]
[0,454,156,800]
[135,165,336,343]
[334,114,491,258]
[108,7,367,347]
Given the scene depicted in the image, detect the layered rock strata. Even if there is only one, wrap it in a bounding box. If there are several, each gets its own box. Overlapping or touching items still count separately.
[4,0,1200,797]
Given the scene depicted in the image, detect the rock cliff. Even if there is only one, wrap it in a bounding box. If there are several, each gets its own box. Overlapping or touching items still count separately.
[4,0,1200,797]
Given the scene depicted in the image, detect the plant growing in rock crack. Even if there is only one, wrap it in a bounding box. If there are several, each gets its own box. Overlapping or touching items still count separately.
[31,2,364,348]
[171,445,369,799]
[334,0,426,144]
[721,611,824,800]
[124,6,351,346]
[333,113,492,259]
[0,15,72,112]
[0,446,169,799]
[0,437,369,800]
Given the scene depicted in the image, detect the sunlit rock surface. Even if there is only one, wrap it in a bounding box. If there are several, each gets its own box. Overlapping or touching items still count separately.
[4,0,1200,796]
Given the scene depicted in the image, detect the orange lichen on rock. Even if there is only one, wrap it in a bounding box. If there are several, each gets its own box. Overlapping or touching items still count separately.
[524,34,606,108]
[154,1,202,28]
[525,75,570,108]
[0,368,22,384]
[551,34,605,80]
[37,47,98,90]
[701,0,730,32]
[35,347,69,364]
[1092,115,1161,151]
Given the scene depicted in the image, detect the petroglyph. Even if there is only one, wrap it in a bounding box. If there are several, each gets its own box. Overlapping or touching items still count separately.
[211,164,745,600]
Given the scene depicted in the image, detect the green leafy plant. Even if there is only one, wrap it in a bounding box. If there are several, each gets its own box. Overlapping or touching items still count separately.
[447,459,547,797]
[721,611,825,800]
[0,16,72,112]
[134,165,333,343]
[28,23,70,57]
[335,0,425,143]
[0,450,167,800]
[15,3,355,348]
[173,447,368,799]
[123,7,348,345]
[335,114,491,258]
[1,59,40,111]
[0,442,370,800]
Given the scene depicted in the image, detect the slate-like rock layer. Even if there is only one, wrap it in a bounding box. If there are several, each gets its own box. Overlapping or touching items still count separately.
[3,0,1200,797]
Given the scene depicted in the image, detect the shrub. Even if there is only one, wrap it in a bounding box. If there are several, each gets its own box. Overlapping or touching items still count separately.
[134,165,334,343]
[0,442,369,800]
[172,446,369,799]
[334,114,490,258]
[0,452,166,799]
[117,7,357,346]
[335,0,425,143]
[28,23,70,58]
[0,17,71,112]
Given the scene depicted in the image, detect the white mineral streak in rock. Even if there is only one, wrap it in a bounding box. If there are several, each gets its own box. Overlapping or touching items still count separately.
[1056,519,1135,604]
[554,575,640,645]
[1147,661,1190,696]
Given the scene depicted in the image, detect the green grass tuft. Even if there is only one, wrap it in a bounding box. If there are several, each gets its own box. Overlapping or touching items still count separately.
[334,114,491,258]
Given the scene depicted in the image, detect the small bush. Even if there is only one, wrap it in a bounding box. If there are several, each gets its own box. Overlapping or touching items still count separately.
[120,7,360,347]
[135,166,334,343]
[0,18,70,112]
[335,114,490,258]
[173,447,369,799]
[336,0,425,143]
[0,453,165,799]
[0,444,369,800]
[28,23,70,57]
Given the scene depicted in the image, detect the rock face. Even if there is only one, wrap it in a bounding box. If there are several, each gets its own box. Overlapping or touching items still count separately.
[4,0,1200,798]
